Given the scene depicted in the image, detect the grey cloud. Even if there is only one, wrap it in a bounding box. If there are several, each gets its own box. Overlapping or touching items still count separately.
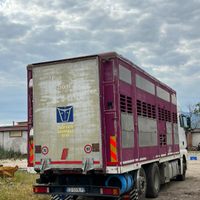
[0,13,30,39]
[54,0,91,12]
[27,26,66,44]
[162,51,189,66]
[37,15,59,26]
[0,0,200,123]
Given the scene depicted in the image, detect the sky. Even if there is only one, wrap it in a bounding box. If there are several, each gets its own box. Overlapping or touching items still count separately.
[0,0,200,125]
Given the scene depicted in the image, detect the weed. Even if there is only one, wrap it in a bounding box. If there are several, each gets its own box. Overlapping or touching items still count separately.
[0,171,51,200]
[0,147,27,160]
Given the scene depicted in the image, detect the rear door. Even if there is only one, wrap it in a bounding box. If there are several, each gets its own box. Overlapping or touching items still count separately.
[33,57,102,170]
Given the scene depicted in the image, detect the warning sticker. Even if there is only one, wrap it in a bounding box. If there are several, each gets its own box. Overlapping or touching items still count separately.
[84,145,92,154]
[41,146,49,155]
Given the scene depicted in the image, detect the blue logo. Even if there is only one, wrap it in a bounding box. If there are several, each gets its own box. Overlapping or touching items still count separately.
[57,106,73,123]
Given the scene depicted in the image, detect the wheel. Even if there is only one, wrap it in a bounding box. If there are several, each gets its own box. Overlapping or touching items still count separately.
[138,167,147,200]
[145,163,160,198]
[177,161,186,181]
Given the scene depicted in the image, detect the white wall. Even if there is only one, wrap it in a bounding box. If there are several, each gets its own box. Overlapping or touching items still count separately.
[192,132,200,147]
[0,131,27,154]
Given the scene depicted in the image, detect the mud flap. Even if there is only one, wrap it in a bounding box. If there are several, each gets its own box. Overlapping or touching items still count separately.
[51,195,73,200]
[116,188,139,200]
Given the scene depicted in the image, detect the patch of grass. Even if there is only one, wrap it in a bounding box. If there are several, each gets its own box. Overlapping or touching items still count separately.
[0,171,51,200]
[0,147,27,160]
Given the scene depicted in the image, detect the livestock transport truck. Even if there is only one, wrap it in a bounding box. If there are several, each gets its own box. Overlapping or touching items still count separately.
[27,52,189,200]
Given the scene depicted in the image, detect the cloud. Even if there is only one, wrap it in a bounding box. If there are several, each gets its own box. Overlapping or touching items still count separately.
[0,0,200,124]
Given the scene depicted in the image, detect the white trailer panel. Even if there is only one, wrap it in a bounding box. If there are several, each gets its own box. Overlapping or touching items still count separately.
[33,57,102,169]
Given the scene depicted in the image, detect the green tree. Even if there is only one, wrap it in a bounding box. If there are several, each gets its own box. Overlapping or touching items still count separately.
[193,102,200,116]
[187,102,200,129]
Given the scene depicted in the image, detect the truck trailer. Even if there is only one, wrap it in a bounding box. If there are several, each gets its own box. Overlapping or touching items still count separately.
[27,52,189,200]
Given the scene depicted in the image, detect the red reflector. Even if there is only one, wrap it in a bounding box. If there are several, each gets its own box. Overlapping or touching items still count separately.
[61,148,68,160]
[101,188,120,195]
[33,187,49,193]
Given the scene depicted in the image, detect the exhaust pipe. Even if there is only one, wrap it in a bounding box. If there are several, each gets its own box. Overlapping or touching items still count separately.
[105,173,134,194]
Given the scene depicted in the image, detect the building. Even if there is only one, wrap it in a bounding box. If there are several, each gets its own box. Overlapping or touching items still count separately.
[187,129,200,150]
[0,121,28,154]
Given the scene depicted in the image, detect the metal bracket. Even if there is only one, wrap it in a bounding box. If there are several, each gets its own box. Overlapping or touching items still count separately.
[82,158,94,174]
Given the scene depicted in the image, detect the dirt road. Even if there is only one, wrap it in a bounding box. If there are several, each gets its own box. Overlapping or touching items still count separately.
[0,152,200,200]
[0,158,27,170]
[149,152,200,200]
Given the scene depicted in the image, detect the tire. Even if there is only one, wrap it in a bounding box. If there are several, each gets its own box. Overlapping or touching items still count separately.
[177,162,186,181]
[145,163,160,198]
[138,167,147,200]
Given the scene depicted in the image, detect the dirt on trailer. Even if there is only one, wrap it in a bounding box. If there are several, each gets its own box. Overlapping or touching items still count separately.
[147,152,200,200]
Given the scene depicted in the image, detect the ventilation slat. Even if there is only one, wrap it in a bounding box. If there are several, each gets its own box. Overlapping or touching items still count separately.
[120,94,126,112]
[158,108,161,121]
[147,104,151,118]
[137,100,141,116]
[152,105,156,119]
[142,102,147,117]
[168,111,171,122]
[173,112,177,123]
[120,94,132,113]
[161,109,164,121]
[160,134,166,146]
[127,96,132,113]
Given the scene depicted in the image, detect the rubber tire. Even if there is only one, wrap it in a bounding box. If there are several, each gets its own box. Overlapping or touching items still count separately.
[145,163,160,198]
[138,167,147,200]
[177,162,186,181]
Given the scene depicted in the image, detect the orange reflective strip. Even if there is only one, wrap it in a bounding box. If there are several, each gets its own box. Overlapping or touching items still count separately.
[110,137,116,148]
[110,136,117,162]
[30,154,34,163]
[110,150,117,161]
[30,140,33,163]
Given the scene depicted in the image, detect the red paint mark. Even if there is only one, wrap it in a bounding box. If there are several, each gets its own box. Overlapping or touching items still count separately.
[93,161,100,164]
[61,148,68,160]
[35,162,41,165]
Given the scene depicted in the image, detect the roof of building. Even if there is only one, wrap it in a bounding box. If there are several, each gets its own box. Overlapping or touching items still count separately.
[0,121,27,131]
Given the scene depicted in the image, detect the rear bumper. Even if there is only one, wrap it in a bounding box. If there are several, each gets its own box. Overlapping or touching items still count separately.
[33,185,120,198]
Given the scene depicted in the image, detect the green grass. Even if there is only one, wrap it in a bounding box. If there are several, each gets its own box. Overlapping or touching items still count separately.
[0,147,27,160]
[0,171,51,200]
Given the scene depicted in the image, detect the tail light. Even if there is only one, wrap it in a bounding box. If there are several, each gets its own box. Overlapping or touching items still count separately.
[100,188,120,195]
[33,187,50,193]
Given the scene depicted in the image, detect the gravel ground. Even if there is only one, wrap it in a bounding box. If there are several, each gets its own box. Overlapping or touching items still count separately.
[148,152,200,200]
[0,159,27,170]
[0,152,200,200]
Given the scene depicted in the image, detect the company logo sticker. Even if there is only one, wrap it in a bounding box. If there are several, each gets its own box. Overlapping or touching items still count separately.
[84,145,92,154]
[57,106,73,123]
[41,146,49,155]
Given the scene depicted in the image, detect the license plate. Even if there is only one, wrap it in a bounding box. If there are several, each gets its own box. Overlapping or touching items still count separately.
[66,188,85,193]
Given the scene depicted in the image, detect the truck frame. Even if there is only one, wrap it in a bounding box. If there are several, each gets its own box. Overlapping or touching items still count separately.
[27,52,188,200]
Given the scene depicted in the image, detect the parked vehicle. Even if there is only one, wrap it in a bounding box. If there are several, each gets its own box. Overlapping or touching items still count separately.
[27,52,189,200]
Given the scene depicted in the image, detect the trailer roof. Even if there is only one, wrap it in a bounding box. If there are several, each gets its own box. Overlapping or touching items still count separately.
[27,51,176,94]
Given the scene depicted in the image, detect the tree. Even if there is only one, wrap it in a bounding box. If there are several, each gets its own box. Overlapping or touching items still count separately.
[194,102,200,116]
[186,102,200,129]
